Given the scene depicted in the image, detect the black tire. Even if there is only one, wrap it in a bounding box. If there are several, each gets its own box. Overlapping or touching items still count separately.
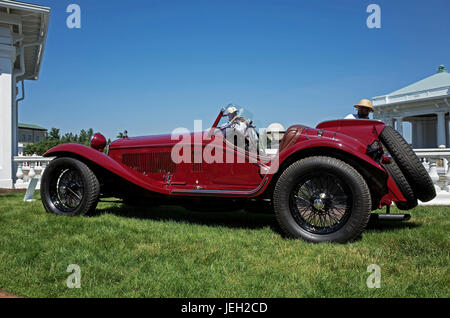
[384,158,417,210]
[41,157,100,216]
[273,156,371,243]
[379,126,435,202]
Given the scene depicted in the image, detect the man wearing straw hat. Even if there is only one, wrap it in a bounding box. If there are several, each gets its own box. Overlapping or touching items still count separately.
[345,99,374,119]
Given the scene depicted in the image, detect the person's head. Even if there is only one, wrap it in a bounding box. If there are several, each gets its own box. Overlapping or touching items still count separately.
[354,99,373,119]
[227,106,238,120]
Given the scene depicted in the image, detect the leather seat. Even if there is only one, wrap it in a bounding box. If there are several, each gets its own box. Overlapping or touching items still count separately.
[278,125,304,153]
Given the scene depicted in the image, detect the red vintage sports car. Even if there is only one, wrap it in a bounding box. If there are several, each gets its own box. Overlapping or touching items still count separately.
[40,107,436,243]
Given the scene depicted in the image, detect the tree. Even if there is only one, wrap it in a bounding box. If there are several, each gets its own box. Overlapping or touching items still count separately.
[87,128,94,142]
[24,127,95,156]
[24,138,59,156]
[48,128,60,140]
[78,129,88,144]
[61,132,75,143]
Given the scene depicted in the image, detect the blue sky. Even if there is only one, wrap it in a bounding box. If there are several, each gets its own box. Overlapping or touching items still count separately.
[19,0,450,141]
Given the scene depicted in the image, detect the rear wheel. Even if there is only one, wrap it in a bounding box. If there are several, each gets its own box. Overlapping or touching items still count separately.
[41,157,100,216]
[379,126,435,202]
[273,156,371,243]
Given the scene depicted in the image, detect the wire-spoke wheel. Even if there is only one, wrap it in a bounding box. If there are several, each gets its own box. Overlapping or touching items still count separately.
[273,156,372,243]
[290,172,352,235]
[50,168,84,212]
[41,157,100,216]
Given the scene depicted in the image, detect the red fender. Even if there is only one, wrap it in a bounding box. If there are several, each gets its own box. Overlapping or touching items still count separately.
[275,129,406,205]
[277,129,383,171]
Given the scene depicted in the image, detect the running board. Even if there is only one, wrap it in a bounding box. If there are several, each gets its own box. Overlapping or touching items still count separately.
[171,178,268,196]
[370,214,411,222]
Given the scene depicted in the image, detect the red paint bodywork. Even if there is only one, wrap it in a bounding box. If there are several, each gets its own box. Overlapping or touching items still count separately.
[44,116,406,208]
[90,133,107,152]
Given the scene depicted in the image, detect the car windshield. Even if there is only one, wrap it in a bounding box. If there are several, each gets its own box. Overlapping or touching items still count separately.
[217,106,255,129]
[213,105,286,155]
[214,105,266,153]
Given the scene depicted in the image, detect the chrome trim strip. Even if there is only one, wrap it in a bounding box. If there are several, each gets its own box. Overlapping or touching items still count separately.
[171,178,268,196]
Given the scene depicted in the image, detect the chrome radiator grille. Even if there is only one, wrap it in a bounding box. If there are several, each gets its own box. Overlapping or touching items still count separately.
[122,152,177,174]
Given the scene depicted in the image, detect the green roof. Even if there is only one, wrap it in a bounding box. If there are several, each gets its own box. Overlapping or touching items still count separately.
[389,65,450,96]
[18,123,47,131]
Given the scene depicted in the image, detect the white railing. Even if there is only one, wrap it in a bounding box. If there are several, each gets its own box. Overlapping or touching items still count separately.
[13,156,54,201]
[414,148,450,205]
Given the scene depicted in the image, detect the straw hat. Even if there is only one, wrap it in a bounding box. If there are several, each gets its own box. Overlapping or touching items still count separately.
[227,106,238,114]
[354,99,373,112]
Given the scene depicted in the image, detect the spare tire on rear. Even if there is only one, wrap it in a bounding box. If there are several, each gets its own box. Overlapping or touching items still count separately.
[379,126,435,202]
[384,158,417,210]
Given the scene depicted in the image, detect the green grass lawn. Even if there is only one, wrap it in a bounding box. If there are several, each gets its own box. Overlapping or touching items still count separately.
[0,191,448,298]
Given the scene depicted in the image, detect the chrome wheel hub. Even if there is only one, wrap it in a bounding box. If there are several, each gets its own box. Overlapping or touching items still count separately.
[291,174,352,234]
[313,198,324,210]
[313,193,326,210]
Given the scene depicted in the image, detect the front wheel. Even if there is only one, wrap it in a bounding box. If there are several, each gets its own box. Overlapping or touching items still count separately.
[41,157,100,216]
[273,156,372,243]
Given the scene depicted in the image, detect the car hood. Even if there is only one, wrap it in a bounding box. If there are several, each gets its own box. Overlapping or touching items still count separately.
[109,132,206,149]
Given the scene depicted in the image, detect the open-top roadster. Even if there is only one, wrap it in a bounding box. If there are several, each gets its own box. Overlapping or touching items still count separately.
[40,107,436,243]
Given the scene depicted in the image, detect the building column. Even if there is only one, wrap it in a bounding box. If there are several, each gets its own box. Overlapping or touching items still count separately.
[386,117,395,127]
[446,116,450,148]
[395,117,404,135]
[411,120,417,148]
[0,26,15,189]
[436,112,447,148]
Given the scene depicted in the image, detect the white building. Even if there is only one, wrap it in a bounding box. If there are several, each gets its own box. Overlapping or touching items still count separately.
[17,122,47,155]
[373,65,450,148]
[0,0,49,188]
